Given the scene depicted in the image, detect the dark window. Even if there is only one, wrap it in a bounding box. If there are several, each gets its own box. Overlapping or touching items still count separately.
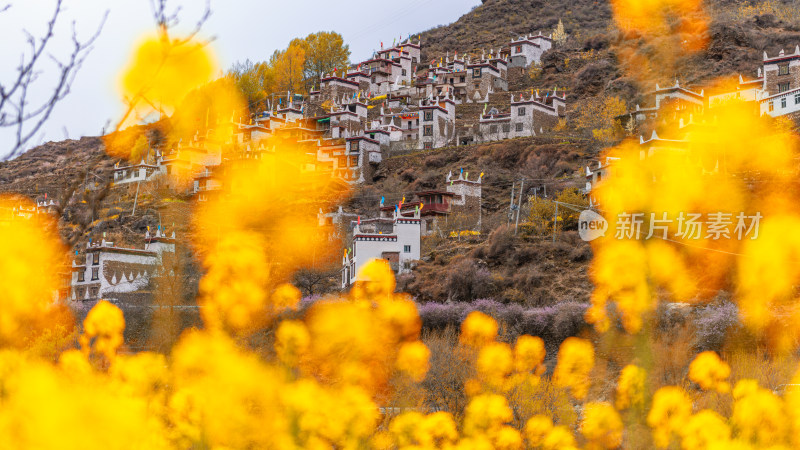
[780,64,790,76]
[779,82,790,92]
[502,124,510,133]
[92,253,99,265]
[424,142,433,149]
[782,97,787,108]
[78,271,85,282]
[769,101,775,112]
[91,268,99,281]
[351,140,359,151]
[795,93,800,104]
[423,125,433,136]
[404,245,411,253]
[90,287,98,298]
[402,69,407,76]
[473,68,481,78]
[424,111,433,121]
[518,107,526,116]
[490,125,498,133]
[460,77,465,83]
[516,123,524,132]
[516,45,522,53]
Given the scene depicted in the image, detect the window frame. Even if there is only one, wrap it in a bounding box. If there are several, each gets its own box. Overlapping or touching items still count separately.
[423,125,433,136]
[779,64,790,76]
[515,122,524,132]
[424,111,433,122]
[518,107,526,116]
[489,124,498,133]
[78,271,85,282]
[778,82,790,93]
[92,253,99,265]
[502,123,510,133]
[403,245,411,253]
[472,67,481,78]
[782,97,787,108]
[91,268,99,281]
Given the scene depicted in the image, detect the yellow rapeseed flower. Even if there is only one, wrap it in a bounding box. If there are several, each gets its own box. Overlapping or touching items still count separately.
[463,393,513,437]
[524,415,553,447]
[492,425,523,450]
[688,351,731,393]
[460,311,498,348]
[681,409,731,450]
[731,379,786,446]
[477,342,513,389]
[395,341,430,382]
[351,259,396,302]
[275,320,310,367]
[513,334,546,374]
[553,337,595,400]
[543,425,578,450]
[647,386,693,448]
[580,401,623,449]
[80,300,125,361]
[616,364,646,410]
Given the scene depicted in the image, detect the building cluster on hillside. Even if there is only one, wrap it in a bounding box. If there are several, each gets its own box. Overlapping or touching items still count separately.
[110,32,563,196]
[587,46,800,204]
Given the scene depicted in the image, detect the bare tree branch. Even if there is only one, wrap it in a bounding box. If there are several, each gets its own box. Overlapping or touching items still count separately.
[0,0,108,160]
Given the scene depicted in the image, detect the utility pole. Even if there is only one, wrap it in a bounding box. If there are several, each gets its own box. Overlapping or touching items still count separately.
[508,181,516,227]
[553,201,558,242]
[515,179,524,235]
[131,181,141,216]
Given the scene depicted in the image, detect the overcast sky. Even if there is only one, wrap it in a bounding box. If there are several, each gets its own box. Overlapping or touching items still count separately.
[0,0,481,159]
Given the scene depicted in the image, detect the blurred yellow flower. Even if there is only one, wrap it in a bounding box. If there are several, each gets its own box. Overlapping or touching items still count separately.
[647,386,693,448]
[731,379,786,446]
[275,320,310,367]
[513,334,546,374]
[616,364,646,410]
[463,393,513,437]
[477,342,513,388]
[460,311,498,348]
[80,300,125,361]
[580,401,623,449]
[553,337,595,400]
[681,409,731,450]
[689,351,730,393]
[395,341,430,382]
[524,415,553,447]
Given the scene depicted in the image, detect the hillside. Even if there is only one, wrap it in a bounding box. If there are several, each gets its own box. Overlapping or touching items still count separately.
[5,0,800,312]
[419,0,800,119]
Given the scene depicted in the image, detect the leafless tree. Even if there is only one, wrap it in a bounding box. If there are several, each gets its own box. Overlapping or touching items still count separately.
[0,0,107,159]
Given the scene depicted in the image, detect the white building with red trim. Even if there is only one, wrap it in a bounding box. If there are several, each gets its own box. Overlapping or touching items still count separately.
[341,209,421,288]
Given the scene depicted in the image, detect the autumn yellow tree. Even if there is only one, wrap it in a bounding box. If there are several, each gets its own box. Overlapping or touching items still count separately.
[553,19,568,47]
[574,95,627,143]
[271,39,307,95]
[300,31,351,88]
[228,59,274,111]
